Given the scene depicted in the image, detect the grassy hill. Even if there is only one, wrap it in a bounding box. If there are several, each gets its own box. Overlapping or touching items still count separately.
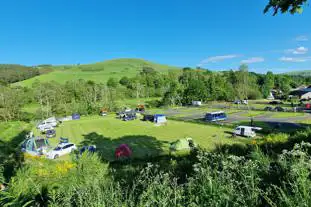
[285,70,311,77]
[13,58,180,87]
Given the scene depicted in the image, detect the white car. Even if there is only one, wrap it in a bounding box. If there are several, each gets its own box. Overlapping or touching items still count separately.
[46,143,77,159]
[242,100,248,105]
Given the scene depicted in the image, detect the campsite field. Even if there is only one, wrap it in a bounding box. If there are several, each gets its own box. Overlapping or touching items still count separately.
[33,115,248,161]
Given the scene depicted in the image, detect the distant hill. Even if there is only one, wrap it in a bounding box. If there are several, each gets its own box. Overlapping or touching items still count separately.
[0,64,39,84]
[285,70,311,77]
[13,58,180,87]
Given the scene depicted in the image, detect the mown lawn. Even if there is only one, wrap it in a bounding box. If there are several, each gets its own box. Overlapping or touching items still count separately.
[239,111,267,117]
[33,115,248,161]
[0,122,32,142]
[269,112,305,118]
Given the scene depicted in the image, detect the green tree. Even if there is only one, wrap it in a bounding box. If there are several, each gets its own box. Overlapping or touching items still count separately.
[107,77,118,88]
[119,76,131,87]
[264,0,308,15]
[236,64,249,99]
[262,71,275,98]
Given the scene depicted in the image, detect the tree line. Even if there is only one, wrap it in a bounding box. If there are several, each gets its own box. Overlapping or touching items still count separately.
[0,64,310,121]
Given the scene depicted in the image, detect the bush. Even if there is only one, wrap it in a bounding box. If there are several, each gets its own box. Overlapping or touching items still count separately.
[3,135,311,206]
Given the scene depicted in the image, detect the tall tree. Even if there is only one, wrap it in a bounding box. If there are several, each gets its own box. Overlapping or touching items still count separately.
[236,64,249,99]
[262,71,275,98]
[264,0,308,15]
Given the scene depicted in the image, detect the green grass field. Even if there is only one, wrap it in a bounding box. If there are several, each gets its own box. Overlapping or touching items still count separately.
[32,115,247,161]
[269,112,305,118]
[0,121,31,142]
[13,58,180,87]
[239,111,267,117]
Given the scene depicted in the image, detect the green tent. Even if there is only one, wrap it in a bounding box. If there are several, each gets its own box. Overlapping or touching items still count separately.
[170,138,196,151]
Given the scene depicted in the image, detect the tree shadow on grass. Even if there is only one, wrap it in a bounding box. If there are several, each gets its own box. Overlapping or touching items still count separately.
[80,132,169,162]
[0,130,27,181]
[80,133,200,185]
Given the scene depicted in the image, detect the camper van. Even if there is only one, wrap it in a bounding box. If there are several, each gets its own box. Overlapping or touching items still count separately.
[37,117,58,132]
[233,126,262,138]
[205,111,227,122]
[192,101,202,106]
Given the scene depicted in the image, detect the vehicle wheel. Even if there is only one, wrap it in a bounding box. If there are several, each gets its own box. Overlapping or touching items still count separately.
[54,154,59,159]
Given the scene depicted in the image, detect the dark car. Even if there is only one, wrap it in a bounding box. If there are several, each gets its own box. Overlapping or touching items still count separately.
[79,145,96,154]
[264,106,274,111]
[123,113,137,121]
[274,106,285,112]
[269,101,284,105]
[46,129,56,138]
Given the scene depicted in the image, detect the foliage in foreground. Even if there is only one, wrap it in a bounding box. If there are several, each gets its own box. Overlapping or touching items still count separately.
[1,130,311,206]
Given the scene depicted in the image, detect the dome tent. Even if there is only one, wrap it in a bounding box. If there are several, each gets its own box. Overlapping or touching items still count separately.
[115,144,132,159]
[170,138,197,151]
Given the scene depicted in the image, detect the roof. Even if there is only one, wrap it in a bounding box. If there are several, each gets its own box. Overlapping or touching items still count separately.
[290,88,311,96]
[206,111,225,115]
[58,142,74,147]
[236,126,262,130]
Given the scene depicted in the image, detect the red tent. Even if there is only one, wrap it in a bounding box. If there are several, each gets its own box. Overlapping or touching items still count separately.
[115,144,132,159]
[306,103,311,109]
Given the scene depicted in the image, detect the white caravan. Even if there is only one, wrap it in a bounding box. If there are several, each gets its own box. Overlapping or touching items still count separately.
[37,117,58,132]
[233,126,262,138]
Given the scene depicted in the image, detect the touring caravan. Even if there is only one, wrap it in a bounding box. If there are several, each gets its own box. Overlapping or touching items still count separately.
[233,126,262,138]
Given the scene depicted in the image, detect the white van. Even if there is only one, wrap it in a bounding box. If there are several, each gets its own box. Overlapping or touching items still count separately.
[233,126,262,138]
[37,117,58,131]
[192,101,202,106]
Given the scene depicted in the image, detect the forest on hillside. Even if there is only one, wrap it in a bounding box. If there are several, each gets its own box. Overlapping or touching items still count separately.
[0,64,40,84]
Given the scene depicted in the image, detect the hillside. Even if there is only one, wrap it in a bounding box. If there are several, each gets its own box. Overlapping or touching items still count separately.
[13,58,180,87]
[285,70,311,77]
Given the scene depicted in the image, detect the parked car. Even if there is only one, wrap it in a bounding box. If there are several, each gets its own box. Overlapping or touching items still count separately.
[46,143,77,159]
[205,111,227,122]
[79,145,96,154]
[46,129,56,138]
[242,100,248,105]
[274,106,285,112]
[264,106,274,111]
[269,101,284,105]
[123,113,137,121]
[233,126,262,138]
[233,100,248,105]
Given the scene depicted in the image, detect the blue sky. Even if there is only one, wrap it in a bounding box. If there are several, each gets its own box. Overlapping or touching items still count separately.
[0,0,310,73]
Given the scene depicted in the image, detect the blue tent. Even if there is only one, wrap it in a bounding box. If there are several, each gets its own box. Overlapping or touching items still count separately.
[21,137,50,156]
[154,114,167,124]
[72,113,80,120]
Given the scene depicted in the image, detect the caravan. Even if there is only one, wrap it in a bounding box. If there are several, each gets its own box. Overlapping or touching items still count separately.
[233,126,262,138]
[37,117,58,132]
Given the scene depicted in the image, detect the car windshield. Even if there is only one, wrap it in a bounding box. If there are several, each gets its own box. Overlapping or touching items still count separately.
[54,146,62,151]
